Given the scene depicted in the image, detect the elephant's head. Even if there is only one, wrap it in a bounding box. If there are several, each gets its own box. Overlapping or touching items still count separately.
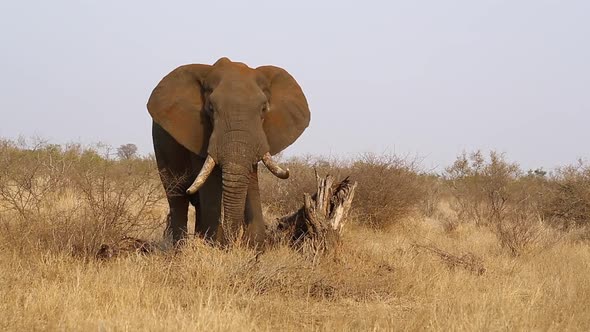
[147,57,310,233]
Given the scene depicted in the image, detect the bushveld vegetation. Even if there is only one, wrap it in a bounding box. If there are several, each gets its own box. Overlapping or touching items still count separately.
[1,138,589,331]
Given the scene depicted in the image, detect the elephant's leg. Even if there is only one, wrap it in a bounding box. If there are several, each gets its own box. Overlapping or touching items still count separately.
[244,165,266,247]
[153,122,195,244]
[164,195,189,244]
[195,166,223,242]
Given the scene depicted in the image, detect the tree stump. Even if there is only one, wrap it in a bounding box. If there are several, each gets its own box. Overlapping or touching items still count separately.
[269,173,357,254]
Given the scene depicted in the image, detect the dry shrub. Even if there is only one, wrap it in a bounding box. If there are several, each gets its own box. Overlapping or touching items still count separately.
[0,139,70,217]
[494,217,547,256]
[418,174,444,217]
[347,154,425,228]
[0,139,165,257]
[260,153,425,229]
[542,160,590,228]
[445,150,521,226]
[259,155,337,215]
[444,150,547,255]
[439,212,459,233]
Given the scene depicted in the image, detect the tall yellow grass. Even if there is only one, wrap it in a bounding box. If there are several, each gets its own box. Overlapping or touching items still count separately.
[1,141,589,330]
[2,211,589,330]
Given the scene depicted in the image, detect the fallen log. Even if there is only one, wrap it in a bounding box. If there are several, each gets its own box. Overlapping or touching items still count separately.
[412,243,486,275]
[269,173,357,253]
[95,236,158,260]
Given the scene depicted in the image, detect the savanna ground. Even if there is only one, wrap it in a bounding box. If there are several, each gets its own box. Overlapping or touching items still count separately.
[1,139,589,331]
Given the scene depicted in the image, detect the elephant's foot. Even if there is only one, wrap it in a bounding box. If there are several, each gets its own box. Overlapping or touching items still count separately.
[245,221,266,248]
[163,214,188,246]
[195,226,219,244]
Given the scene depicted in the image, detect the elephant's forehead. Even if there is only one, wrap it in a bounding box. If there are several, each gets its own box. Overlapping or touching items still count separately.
[211,80,266,105]
[206,64,258,88]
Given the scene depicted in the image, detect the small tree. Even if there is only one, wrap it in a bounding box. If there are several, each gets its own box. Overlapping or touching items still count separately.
[117,144,138,160]
[445,151,546,256]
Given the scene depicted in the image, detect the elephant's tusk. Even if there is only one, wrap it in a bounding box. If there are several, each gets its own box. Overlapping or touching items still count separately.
[186,155,216,194]
[261,152,290,179]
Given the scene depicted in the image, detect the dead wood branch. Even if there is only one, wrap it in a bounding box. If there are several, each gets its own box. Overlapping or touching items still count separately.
[96,236,159,260]
[413,243,486,275]
[270,173,357,253]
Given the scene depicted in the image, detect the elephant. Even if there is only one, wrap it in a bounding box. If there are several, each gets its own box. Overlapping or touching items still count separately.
[147,57,310,246]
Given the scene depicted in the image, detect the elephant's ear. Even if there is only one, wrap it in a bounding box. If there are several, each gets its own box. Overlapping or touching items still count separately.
[147,64,212,157]
[256,66,311,155]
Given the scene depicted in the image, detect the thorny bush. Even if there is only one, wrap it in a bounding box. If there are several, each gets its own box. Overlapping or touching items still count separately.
[0,139,164,257]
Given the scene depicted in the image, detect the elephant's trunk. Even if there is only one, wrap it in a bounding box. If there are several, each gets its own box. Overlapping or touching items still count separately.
[221,163,250,240]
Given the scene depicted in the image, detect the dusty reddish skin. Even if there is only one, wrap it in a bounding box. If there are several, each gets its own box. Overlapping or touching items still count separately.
[148,57,310,245]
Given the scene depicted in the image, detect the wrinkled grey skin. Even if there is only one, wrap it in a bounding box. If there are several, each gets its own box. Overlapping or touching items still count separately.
[148,58,310,246]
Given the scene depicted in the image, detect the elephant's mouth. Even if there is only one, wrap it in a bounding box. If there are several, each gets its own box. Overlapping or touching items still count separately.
[186,152,289,195]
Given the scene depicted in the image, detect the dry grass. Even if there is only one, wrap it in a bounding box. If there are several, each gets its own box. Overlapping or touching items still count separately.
[2,217,589,331]
[1,141,590,331]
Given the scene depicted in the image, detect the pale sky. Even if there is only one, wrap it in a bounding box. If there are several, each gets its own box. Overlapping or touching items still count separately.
[1,1,588,170]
